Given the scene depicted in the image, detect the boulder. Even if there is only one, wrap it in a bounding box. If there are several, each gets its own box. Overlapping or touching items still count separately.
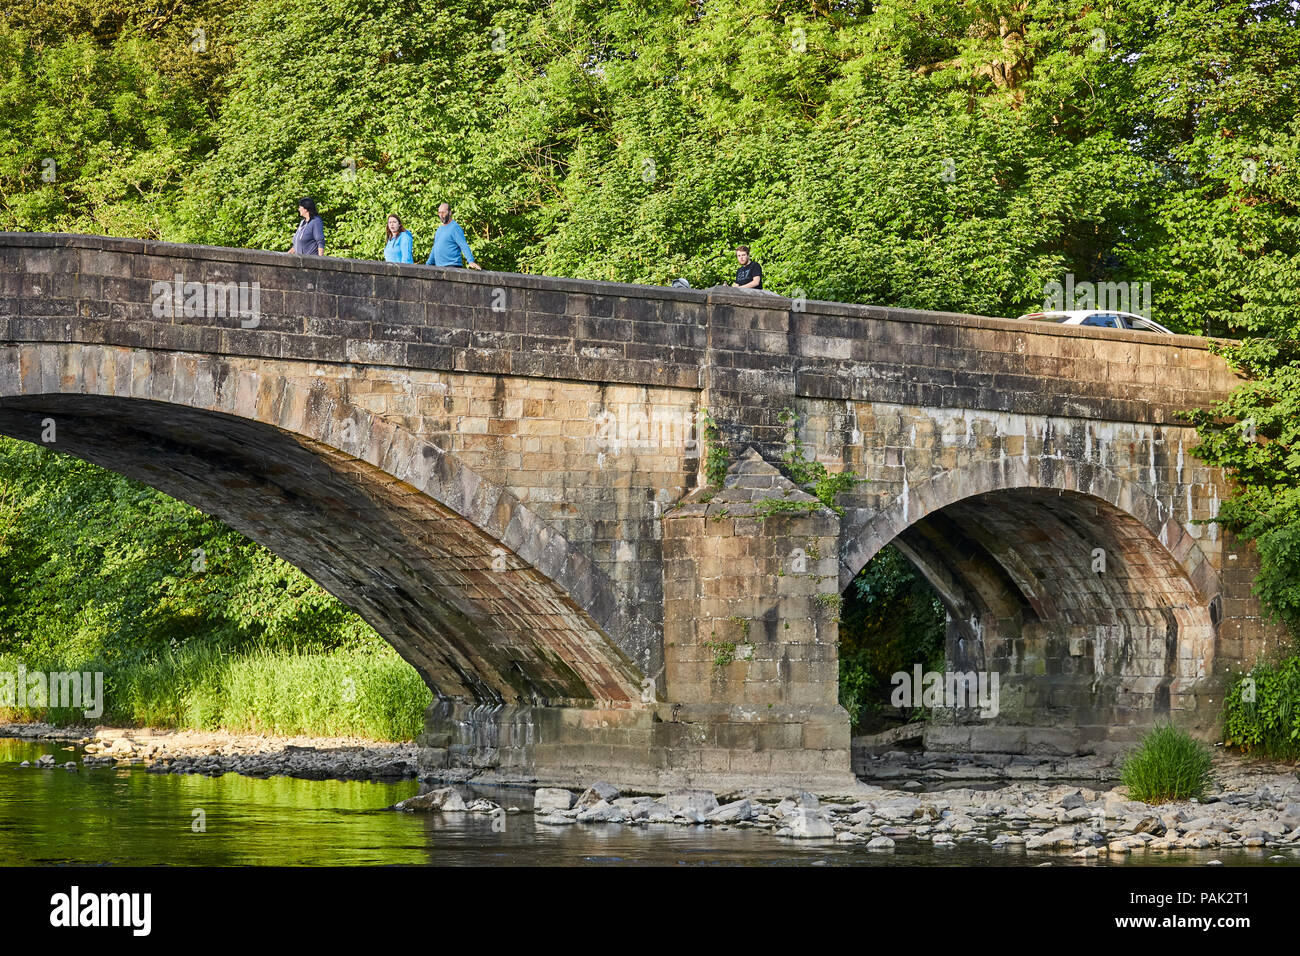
[576,781,621,808]
[393,786,467,812]
[534,788,576,813]
[775,792,821,817]
[576,800,625,823]
[535,814,578,826]
[1059,790,1087,810]
[664,789,719,816]
[866,836,896,850]
[707,799,753,824]
[783,808,835,839]
[644,802,675,824]
[1133,816,1166,836]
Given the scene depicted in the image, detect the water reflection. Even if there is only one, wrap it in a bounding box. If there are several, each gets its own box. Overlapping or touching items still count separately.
[1,739,1294,867]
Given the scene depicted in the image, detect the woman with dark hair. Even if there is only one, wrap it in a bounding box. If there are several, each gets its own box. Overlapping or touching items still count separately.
[383,214,414,263]
[288,197,325,256]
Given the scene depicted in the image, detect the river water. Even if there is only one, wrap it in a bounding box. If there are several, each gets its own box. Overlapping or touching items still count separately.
[2,739,1293,866]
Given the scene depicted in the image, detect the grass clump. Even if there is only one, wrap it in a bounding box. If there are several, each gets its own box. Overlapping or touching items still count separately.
[1119,723,1216,804]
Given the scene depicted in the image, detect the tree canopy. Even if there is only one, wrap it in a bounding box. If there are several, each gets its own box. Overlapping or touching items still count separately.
[1,0,1297,644]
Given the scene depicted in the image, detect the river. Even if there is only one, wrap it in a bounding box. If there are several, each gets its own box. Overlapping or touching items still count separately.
[2,738,1293,866]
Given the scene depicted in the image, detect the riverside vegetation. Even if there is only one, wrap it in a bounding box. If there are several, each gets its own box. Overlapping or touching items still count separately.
[0,0,1298,748]
[0,438,430,740]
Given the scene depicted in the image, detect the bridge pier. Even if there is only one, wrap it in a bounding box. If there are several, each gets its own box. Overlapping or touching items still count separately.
[418,449,856,790]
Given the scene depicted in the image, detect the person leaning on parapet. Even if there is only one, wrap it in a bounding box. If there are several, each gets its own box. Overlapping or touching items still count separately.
[288,197,325,256]
[731,245,762,289]
[425,202,482,270]
[384,214,414,263]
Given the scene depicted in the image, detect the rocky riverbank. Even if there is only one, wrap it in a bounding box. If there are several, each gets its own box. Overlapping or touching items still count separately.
[9,721,1300,858]
[2,722,418,780]
[399,753,1300,859]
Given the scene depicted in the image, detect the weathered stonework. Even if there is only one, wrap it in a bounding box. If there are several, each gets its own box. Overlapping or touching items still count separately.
[0,232,1283,787]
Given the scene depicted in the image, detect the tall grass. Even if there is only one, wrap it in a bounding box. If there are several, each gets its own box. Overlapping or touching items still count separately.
[0,644,431,741]
[1120,723,1217,804]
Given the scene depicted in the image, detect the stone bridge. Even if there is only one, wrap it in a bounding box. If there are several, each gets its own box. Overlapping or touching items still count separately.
[0,233,1279,790]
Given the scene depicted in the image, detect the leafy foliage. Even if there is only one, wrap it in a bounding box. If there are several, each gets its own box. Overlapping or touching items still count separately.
[0,437,383,668]
[838,545,947,731]
[776,409,861,514]
[1222,658,1300,760]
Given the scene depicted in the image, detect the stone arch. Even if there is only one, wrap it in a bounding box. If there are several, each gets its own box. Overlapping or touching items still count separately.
[840,454,1220,601]
[838,455,1222,737]
[0,342,652,704]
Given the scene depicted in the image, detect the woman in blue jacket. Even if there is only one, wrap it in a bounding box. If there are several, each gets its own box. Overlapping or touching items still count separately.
[289,197,325,255]
[384,214,414,263]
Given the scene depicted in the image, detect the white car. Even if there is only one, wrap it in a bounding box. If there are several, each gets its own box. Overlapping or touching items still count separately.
[1017,309,1175,334]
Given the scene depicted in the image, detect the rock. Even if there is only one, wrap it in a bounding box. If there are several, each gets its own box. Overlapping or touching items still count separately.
[533,788,576,813]
[775,792,820,817]
[576,800,625,823]
[664,789,719,816]
[1133,816,1166,836]
[866,836,896,850]
[576,781,620,808]
[1059,790,1087,810]
[784,808,835,839]
[1026,826,1078,850]
[18,761,29,768]
[393,786,467,812]
[466,799,499,813]
[619,802,650,821]
[535,814,578,826]
[1278,803,1300,828]
[643,802,675,823]
[707,799,753,824]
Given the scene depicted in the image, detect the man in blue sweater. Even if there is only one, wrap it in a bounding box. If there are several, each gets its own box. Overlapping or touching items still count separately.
[426,202,482,269]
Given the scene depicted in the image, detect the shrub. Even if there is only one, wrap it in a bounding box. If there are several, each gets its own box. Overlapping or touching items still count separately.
[1222,656,1300,760]
[1120,723,1216,804]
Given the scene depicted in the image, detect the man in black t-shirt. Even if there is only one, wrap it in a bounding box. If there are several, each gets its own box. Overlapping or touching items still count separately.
[732,246,763,289]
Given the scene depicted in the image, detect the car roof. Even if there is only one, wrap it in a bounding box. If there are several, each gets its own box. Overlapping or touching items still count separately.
[1016,310,1174,333]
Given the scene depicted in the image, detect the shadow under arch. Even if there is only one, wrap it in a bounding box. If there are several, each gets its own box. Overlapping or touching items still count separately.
[0,343,653,705]
[838,456,1222,734]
